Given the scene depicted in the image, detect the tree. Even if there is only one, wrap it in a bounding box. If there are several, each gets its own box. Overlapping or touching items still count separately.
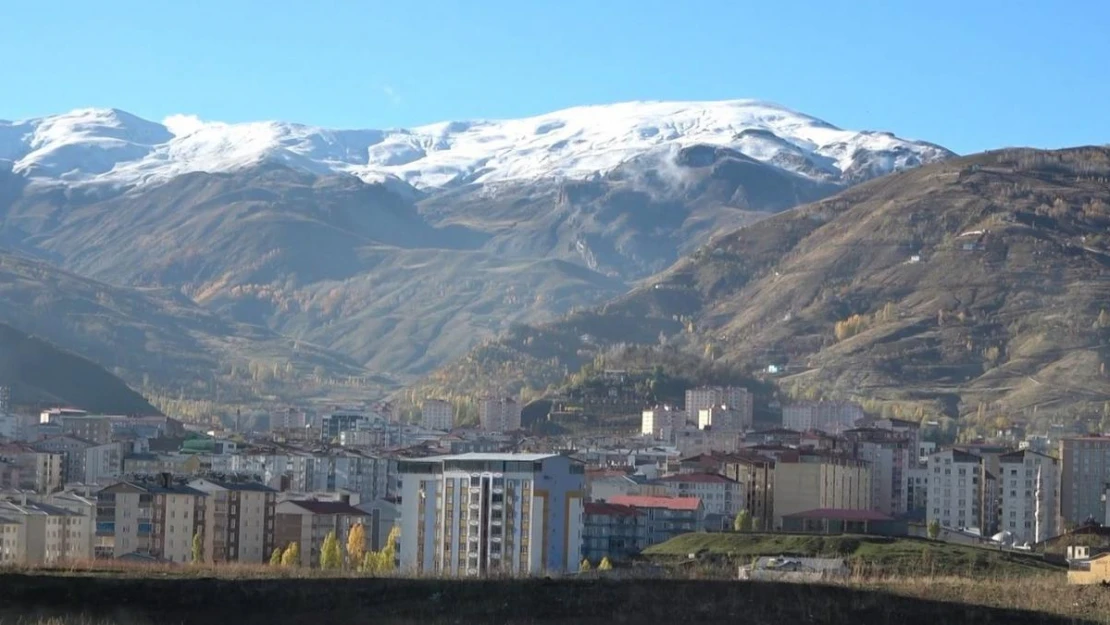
[927,519,941,540]
[346,523,367,568]
[191,531,203,564]
[380,525,399,571]
[320,530,342,570]
[281,542,301,567]
[579,558,592,572]
[269,547,283,566]
[361,526,399,574]
[733,510,753,532]
[361,550,382,574]
[597,557,613,571]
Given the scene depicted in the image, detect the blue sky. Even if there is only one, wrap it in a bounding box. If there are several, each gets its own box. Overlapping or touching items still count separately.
[2,0,1107,154]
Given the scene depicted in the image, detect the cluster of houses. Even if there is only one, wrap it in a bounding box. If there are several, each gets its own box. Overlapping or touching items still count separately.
[1,388,1109,577]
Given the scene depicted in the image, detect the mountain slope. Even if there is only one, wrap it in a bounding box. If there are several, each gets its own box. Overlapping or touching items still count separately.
[1,101,951,189]
[0,249,370,401]
[0,321,158,414]
[0,101,952,384]
[424,147,1110,427]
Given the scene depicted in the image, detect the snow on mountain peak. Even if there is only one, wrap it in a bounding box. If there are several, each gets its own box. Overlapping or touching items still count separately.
[0,100,953,188]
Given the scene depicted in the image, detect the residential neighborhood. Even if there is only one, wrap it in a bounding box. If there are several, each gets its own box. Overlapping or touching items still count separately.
[0,387,1108,579]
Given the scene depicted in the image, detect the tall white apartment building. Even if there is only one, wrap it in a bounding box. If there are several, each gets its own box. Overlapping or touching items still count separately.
[685,387,752,420]
[782,401,864,434]
[926,449,985,532]
[422,399,454,431]
[398,453,584,576]
[998,449,1057,544]
[478,398,521,433]
[697,406,752,433]
[641,405,685,440]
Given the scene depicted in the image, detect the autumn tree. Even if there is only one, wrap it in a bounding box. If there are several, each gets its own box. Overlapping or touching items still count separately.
[598,557,613,571]
[346,523,367,568]
[580,558,592,572]
[733,510,753,532]
[927,519,941,540]
[281,542,301,567]
[269,547,283,566]
[321,531,342,570]
[191,531,203,564]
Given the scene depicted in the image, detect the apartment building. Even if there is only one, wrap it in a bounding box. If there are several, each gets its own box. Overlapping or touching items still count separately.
[478,398,522,433]
[654,472,743,523]
[926,449,990,532]
[42,491,97,559]
[422,399,454,431]
[581,502,647,563]
[1059,436,1110,525]
[96,478,207,562]
[697,406,752,433]
[606,495,704,545]
[844,427,914,516]
[0,499,89,564]
[32,435,96,485]
[0,515,17,564]
[287,451,396,503]
[320,411,377,441]
[189,478,276,564]
[685,386,752,419]
[641,405,684,440]
[0,443,64,493]
[274,499,369,568]
[782,401,864,434]
[772,451,872,527]
[397,452,585,576]
[998,449,1057,543]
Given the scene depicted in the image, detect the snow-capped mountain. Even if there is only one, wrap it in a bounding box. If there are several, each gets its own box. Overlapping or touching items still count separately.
[0,100,953,189]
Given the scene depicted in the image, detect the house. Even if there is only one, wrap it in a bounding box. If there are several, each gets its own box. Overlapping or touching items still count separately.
[606,495,703,546]
[780,508,907,536]
[582,502,647,563]
[275,499,369,568]
[1068,552,1110,584]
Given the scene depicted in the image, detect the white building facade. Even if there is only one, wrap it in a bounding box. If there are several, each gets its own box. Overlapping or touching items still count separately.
[478,398,521,433]
[398,453,584,576]
[998,449,1057,544]
[926,449,983,532]
[782,401,865,434]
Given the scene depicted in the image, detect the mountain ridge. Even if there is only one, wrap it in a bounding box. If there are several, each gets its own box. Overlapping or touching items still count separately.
[1,100,953,190]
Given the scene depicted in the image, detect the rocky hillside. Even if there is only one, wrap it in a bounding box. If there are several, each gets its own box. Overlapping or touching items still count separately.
[424,148,1110,427]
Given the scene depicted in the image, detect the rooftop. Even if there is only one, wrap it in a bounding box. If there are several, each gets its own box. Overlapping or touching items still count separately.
[283,500,368,516]
[411,452,560,463]
[607,495,701,512]
[656,473,737,485]
[584,502,643,517]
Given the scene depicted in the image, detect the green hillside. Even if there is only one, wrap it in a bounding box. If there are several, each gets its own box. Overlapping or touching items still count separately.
[643,532,1062,577]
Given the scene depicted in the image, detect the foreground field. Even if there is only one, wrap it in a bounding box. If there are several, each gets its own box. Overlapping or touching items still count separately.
[643,532,1062,576]
[1,568,1108,625]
